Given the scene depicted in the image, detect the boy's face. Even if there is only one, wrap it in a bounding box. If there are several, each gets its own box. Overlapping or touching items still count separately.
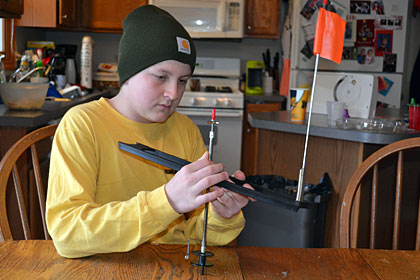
[119,60,191,123]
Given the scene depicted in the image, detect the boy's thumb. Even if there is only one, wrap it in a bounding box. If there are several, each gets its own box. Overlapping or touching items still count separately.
[200,151,209,160]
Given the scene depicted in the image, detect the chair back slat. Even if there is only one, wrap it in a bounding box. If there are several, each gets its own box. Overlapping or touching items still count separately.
[370,164,379,249]
[12,165,31,240]
[0,124,58,241]
[392,151,404,250]
[340,137,420,250]
[31,144,50,240]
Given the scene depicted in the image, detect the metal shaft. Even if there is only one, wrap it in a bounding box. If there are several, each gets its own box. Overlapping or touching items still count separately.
[200,109,217,274]
[296,54,320,202]
[201,121,214,253]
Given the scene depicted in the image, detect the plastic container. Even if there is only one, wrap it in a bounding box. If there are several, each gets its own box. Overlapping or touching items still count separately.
[93,72,119,89]
[237,173,332,248]
[336,118,408,133]
[262,70,273,95]
[65,58,77,84]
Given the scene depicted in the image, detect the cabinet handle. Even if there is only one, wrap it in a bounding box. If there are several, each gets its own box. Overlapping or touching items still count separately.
[247,26,251,30]
[62,14,68,19]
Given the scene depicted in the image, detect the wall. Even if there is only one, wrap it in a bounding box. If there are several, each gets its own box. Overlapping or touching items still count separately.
[15,27,282,77]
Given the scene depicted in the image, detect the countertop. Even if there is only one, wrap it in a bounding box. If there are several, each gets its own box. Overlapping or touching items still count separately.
[244,93,287,104]
[248,110,420,145]
[0,89,117,128]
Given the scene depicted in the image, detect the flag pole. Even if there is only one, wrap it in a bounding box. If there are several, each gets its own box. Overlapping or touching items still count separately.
[296,53,320,202]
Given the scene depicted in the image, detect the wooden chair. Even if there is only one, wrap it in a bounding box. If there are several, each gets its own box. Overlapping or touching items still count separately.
[0,124,58,241]
[340,137,420,250]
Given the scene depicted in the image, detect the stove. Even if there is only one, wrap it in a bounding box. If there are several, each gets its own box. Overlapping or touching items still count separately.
[177,57,244,173]
[178,57,244,112]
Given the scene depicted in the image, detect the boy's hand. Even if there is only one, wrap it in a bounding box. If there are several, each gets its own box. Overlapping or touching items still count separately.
[210,170,255,219]
[164,152,227,213]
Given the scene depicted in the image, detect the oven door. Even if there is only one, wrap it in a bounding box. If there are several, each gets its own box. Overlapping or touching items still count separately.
[177,107,243,174]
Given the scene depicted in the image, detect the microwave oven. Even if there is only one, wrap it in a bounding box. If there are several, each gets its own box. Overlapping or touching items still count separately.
[149,0,244,38]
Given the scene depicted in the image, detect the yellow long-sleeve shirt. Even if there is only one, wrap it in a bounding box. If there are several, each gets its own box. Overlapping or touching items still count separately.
[46,97,244,258]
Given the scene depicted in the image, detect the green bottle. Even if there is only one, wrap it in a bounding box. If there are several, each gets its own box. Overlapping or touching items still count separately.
[410,98,416,106]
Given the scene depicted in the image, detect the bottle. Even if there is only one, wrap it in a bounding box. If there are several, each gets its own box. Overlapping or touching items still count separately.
[65,58,76,84]
[409,98,416,129]
[262,70,273,95]
[16,55,30,82]
[0,54,6,84]
[80,35,94,89]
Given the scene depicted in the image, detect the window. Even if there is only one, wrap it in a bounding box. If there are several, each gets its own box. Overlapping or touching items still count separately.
[0,19,16,70]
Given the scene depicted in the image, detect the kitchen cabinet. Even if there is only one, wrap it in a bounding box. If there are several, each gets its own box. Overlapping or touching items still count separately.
[16,0,77,28]
[241,102,283,175]
[80,0,147,31]
[248,110,420,248]
[245,0,281,38]
[0,0,23,18]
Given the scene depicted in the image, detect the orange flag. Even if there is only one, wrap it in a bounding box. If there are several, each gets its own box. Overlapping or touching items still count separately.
[313,7,346,64]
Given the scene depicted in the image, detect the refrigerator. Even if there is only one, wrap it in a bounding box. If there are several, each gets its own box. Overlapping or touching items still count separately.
[290,0,409,115]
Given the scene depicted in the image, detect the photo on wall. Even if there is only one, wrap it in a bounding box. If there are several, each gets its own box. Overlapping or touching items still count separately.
[371,0,385,15]
[357,46,375,64]
[350,0,371,14]
[356,19,375,46]
[342,46,358,60]
[375,30,393,56]
[345,20,357,42]
[383,54,397,72]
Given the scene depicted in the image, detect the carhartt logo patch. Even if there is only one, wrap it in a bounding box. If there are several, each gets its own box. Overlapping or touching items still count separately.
[176,37,191,54]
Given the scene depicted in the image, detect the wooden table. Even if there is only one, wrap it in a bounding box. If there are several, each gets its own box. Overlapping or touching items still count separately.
[1,241,420,279]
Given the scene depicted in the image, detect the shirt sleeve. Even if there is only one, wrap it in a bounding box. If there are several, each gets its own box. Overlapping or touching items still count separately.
[46,120,182,258]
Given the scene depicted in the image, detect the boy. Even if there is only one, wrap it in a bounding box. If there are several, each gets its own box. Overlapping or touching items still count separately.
[46,5,252,258]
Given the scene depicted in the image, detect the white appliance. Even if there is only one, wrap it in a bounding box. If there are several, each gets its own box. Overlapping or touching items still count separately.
[177,57,244,174]
[314,72,376,119]
[290,0,409,111]
[149,0,244,38]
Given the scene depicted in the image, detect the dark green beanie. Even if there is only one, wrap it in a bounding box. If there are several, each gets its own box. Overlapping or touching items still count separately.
[118,5,196,86]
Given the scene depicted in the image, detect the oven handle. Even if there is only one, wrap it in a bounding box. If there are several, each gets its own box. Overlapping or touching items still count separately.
[177,109,243,118]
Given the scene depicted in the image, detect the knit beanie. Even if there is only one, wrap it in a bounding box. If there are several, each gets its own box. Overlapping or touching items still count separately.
[118,5,196,86]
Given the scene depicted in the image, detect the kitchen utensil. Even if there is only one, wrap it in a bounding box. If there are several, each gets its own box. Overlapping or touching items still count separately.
[0,83,48,110]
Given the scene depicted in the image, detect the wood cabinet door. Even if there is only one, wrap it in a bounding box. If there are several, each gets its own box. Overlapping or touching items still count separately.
[241,102,283,175]
[59,0,78,27]
[16,0,56,28]
[245,0,280,38]
[81,0,148,30]
[0,0,23,18]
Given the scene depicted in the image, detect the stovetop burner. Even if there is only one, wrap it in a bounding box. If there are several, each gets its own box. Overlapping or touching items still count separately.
[204,86,233,93]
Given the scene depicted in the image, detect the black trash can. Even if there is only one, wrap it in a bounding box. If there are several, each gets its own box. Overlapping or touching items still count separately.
[237,173,332,248]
